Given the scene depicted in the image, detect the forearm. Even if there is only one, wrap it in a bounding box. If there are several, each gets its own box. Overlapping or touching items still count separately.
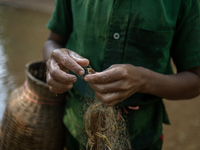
[141,67,200,100]
[43,40,63,62]
[43,32,67,62]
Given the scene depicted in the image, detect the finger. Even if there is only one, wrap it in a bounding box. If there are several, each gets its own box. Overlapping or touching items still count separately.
[49,86,71,94]
[68,50,89,67]
[89,80,127,94]
[46,73,73,90]
[84,67,125,84]
[95,92,124,106]
[47,59,77,83]
[51,49,85,76]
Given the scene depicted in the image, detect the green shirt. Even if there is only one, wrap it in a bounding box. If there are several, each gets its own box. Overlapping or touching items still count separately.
[47,0,200,149]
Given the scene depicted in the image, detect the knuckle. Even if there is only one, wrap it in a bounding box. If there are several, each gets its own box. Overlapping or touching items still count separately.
[101,74,109,83]
[61,56,68,65]
[122,81,131,90]
[51,49,58,57]
[121,69,128,78]
[97,86,106,93]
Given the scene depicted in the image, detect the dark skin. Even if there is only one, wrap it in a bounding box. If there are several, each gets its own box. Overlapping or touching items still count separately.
[44,31,200,107]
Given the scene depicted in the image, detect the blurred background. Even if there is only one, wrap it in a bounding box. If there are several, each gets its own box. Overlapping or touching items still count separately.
[0,0,199,150]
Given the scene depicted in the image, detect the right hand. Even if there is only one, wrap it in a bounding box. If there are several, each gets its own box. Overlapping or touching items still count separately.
[46,48,89,94]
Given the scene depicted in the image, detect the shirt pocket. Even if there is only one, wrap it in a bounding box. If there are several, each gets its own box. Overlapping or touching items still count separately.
[124,27,174,73]
[128,27,174,47]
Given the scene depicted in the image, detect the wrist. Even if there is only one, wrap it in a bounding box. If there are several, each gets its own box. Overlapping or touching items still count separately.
[137,66,152,94]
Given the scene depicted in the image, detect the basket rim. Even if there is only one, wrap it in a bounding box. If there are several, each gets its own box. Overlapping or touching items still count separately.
[25,60,48,88]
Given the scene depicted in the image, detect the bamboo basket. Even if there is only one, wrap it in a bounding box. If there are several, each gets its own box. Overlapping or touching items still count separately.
[0,60,67,150]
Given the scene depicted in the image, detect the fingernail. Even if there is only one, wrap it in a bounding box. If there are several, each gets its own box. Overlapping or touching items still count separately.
[72,77,77,83]
[67,83,73,89]
[84,76,88,81]
[79,70,85,76]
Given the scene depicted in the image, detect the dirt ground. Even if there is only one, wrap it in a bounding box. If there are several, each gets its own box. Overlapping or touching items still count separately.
[163,97,200,150]
[0,0,199,150]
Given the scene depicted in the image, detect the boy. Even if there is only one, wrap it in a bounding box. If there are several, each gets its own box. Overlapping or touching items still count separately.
[43,0,200,149]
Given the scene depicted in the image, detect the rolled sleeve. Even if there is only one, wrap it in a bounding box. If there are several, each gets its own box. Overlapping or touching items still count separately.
[46,0,73,39]
[171,0,200,72]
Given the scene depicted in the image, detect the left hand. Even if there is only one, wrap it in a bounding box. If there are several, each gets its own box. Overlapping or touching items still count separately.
[84,64,147,107]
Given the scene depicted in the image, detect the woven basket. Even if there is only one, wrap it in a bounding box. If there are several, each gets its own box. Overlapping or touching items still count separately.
[0,60,67,150]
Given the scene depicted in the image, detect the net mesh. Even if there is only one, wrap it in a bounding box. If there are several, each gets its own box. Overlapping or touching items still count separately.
[83,98,131,150]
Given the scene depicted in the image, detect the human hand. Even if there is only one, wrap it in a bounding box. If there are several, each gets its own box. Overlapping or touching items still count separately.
[84,64,147,107]
[46,48,89,94]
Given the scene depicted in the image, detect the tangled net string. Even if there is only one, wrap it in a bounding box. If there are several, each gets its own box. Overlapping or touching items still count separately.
[83,99,131,150]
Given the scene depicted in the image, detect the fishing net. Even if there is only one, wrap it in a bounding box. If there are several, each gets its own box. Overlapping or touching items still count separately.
[84,99,131,150]
[72,68,132,150]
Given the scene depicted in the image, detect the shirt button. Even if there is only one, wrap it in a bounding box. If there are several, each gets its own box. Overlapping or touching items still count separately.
[113,33,120,39]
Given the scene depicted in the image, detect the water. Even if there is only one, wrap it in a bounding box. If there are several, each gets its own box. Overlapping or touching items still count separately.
[0,4,51,123]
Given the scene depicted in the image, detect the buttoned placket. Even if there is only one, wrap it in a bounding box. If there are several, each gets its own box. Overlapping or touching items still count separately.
[102,0,131,70]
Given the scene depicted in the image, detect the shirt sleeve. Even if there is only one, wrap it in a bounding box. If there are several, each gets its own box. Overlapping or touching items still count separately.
[46,0,73,39]
[171,0,200,72]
